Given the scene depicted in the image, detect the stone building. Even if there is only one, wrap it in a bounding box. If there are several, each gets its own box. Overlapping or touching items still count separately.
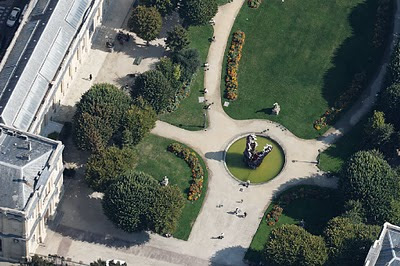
[0,0,109,261]
[0,124,64,260]
[0,0,109,134]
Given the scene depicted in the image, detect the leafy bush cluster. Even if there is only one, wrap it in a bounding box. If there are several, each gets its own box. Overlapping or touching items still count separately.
[224,31,245,101]
[73,84,156,153]
[265,205,283,226]
[102,171,185,234]
[265,225,328,266]
[248,0,262,8]
[167,143,205,201]
[372,0,394,48]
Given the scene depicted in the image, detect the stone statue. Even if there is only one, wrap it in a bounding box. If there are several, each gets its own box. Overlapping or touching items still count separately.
[243,134,273,169]
[272,102,280,115]
[161,176,169,186]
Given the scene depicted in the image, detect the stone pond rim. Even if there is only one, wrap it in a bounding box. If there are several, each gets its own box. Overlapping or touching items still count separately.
[224,134,286,184]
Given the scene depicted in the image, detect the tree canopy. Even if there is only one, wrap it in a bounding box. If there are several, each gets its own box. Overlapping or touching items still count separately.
[128,6,162,43]
[171,48,201,82]
[166,25,190,52]
[378,83,400,128]
[121,98,157,146]
[85,146,137,192]
[364,110,394,148]
[73,83,131,152]
[102,171,185,234]
[179,0,218,26]
[264,224,328,266]
[324,217,380,265]
[141,0,177,16]
[340,150,398,224]
[388,40,400,84]
[131,70,175,113]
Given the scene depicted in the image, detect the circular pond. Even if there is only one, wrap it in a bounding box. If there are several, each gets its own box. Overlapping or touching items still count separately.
[225,136,285,183]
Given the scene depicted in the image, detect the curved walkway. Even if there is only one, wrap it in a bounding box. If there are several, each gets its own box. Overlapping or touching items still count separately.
[150,0,400,265]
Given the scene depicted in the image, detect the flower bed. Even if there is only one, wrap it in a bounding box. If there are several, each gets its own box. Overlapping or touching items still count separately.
[224,31,245,101]
[314,72,366,130]
[266,205,283,226]
[167,143,204,201]
[248,0,262,8]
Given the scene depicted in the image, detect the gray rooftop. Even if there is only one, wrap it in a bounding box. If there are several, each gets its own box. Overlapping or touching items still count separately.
[365,223,400,266]
[0,0,92,131]
[0,124,61,211]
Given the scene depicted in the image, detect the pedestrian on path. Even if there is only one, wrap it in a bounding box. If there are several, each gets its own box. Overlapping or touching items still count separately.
[243,212,247,218]
[204,88,208,94]
[204,62,210,67]
[238,199,243,203]
[218,233,224,239]
[89,74,93,81]
[212,36,216,42]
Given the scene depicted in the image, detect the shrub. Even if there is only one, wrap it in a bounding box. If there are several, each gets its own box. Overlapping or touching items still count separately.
[248,0,262,8]
[364,110,394,148]
[171,48,201,82]
[131,70,175,113]
[166,25,190,52]
[224,31,245,101]
[128,6,162,43]
[388,40,400,84]
[378,83,400,128]
[85,146,137,192]
[264,224,328,266]
[121,98,157,146]
[340,150,398,224]
[167,143,205,201]
[178,0,218,26]
[102,171,185,234]
[324,217,380,265]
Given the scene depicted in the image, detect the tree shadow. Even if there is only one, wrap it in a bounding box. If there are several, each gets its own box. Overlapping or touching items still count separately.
[255,107,273,115]
[205,151,225,161]
[209,246,247,266]
[322,0,386,107]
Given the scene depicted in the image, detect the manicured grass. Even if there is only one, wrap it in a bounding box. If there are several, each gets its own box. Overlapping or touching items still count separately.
[160,25,213,130]
[222,0,384,139]
[225,136,284,183]
[245,186,340,264]
[132,134,208,240]
[319,120,365,174]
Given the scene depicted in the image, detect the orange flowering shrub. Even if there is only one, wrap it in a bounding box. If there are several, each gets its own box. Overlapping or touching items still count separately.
[225,31,245,101]
[167,143,205,201]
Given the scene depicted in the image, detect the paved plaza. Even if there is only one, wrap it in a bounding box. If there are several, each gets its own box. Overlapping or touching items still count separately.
[37,0,400,265]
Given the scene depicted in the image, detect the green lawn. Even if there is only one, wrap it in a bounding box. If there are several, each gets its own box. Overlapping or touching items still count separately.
[131,134,208,240]
[160,25,213,130]
[222,0,384,139]
[319,119,365,174]
[245,186,339,264]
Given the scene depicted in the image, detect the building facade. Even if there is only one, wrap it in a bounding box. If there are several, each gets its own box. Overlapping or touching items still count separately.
[0,124,64,260]
[0,0,109,135]
[0,0,110,261]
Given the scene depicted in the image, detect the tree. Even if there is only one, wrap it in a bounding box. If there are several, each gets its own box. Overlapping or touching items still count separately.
[155,57,182,91]
[340,150,398,224]
[388,40,400,84]
[102,171,185,234]
[85,146,137,192]
[121,98,157,146]
[131,70,175,113]
[324,217,380,265]
[90,259,106,266]
[364,110,394,147]
[128,6,162,43]
[73,83,131,152]
[378,83,400,128]
[165,25,190,52]
[141,0,177,16]
[179,0,218,26]
[264,224,328,266]
[171,48,201,82]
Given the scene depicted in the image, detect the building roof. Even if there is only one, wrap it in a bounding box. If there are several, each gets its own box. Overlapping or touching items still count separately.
[0,124,61,211]
[0,0,93,131]
[365,223,400,266]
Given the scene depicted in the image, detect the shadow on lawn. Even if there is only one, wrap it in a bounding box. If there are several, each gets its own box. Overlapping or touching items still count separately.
[322,0,390,107]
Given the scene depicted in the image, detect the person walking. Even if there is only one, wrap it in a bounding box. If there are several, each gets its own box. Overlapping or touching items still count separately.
[219,233,224,239]
[89,74,93,81]
[243,212,247,218]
